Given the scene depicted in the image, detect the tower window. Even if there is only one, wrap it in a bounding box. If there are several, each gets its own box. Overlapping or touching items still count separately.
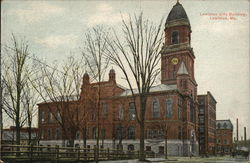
[172,31,179,44]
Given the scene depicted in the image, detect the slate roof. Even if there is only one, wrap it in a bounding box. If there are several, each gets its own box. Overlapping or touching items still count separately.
[216,120,233,130]
[120,84,177,96]
[166,2,190,25]
[177,62,188,75]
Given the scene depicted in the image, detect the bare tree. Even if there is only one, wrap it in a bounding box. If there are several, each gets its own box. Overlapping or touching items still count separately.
[32,56,87,147]
[105,13,163,160]
[81,26,110,163]
[22,81,40,145]
[151,120,173,159]
[2,35,32,146]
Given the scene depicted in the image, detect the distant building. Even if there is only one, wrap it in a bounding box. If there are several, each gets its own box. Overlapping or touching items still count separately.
[216,120,233,154]
[198,92,217,155]
[2,126,39,145]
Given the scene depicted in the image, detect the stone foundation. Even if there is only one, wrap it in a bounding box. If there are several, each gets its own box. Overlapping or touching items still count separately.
[40,139,199,156]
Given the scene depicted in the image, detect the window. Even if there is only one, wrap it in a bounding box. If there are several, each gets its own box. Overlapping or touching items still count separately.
[93,127,97,139]
[91,113,96,121]
[199,115,204,123]
[217,123,221,129]
[55,128,60,139]
[76,130,80,139]
[166,98,173,118]
[128,126,135,139]
[128,144,134,151]
[129,102,136,120]
[178,127,182,139]
[101,103,108,119]
[159,146,164,154]
[199,107,205,114]
[118,106,124,120]
[47,129,51,140]
[101,128,106,139]
[146,146,151,151]
[116,127,124,139]
[190,101,194,122]
[41,129,44,139]
[224,139,228,144]
[152,98,160,118]
[56,111,62,123]
[199,127,205,133]
[83,128,89,139]
[152,130,157,138]
[178,107,182,120]
[178,98,182,106]
[48,112,53,123]
[223,123,227,128]
[41,111,45,123]
[172,31,179,44]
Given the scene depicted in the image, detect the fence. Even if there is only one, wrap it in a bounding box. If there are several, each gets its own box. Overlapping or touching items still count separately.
[1,144,156,162]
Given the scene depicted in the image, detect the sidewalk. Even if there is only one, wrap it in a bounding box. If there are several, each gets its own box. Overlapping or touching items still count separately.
[96,158,171,163]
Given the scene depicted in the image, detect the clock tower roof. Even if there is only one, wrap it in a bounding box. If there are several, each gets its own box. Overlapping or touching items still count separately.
[165,2,190,27]
[177,62,188,75]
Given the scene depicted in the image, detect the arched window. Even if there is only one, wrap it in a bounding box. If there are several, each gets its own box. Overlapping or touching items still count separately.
[129,102,136,120]
[223,123,227,129]
[172,31,179,44]
[101,103,108,119]
[41,111,45,123]
[56,111,62,123]
[118,106,124,120]
[128,126,135,139]
[48,112,53,123]
[152,98,160,118]
[217,123,221,129]
[166,98,173,118]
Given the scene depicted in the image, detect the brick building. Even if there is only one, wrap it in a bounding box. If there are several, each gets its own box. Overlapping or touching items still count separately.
[216,120,233,154]
[198,92,217,155]
[38,2,204,156]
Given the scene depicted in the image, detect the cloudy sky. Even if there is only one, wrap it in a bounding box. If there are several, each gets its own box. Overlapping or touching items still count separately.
[1,0,249,138]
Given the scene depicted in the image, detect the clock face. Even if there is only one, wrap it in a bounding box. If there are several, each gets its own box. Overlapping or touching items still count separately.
[171,58,179,65]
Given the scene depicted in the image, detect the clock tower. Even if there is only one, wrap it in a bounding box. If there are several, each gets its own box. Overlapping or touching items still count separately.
[161,1,196,89]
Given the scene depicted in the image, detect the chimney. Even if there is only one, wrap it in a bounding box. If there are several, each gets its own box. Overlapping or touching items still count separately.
[244,127,246,142]
[236,118,239,141]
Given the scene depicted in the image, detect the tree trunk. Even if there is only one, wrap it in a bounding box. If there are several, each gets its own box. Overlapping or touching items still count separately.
[165,137,168,159]
[28,114,32,145]
[83,128,87,148]
[139,95,147,161]
[139,122,145,161]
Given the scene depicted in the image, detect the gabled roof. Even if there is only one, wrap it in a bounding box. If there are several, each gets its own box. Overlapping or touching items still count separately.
[177,62,188,75]
[216,120,233,130]
[119,84,177,97]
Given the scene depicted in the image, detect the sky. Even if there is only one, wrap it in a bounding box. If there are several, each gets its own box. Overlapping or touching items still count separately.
[1,0,250,139]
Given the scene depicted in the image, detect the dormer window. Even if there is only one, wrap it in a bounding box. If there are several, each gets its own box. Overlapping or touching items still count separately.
[172,31,179,44]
